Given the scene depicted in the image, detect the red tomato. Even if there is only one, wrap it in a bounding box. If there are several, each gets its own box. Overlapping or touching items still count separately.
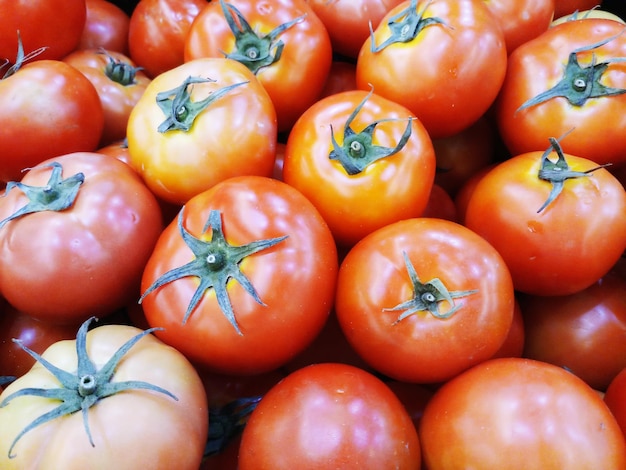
[554,0,603,17]
[335,217,515,383]
[0,59,104,183]
[0,152,163,324]
[78,0,131,54]
[496,18,626,166]
[490,298,525,359]
[128,0,206,78]
[318,60,357,99]
[127,57,277,205]
[238,363,421,469]
[420,183,458,222]
[420,357,626,469]
[96,139,131,166]
[464,140,626,296]
[184,0,333,132]
[139,176,338,375]
[283,89,436,247]
[605,367,626,438]
[0,0,86,63]
[356,0,507,138]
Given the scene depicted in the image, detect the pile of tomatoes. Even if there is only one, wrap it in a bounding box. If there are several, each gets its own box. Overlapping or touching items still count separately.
[1,0,626,468]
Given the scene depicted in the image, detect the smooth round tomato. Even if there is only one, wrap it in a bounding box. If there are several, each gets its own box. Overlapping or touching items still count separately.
[420,357,626,469]
[78,0,131,54]
[127,57,277,205]
[139,175,338,375]
[356,0,507,138]
[464,143,626,296]
[185,0,333,132]
[283,89,436,247]
[0,59,104,183]
[0,152,163,324]
[335,217,515,384]
[0,318,208,469]
[496,18,626,166]
[605,367,626,438]
[238,363,421,469]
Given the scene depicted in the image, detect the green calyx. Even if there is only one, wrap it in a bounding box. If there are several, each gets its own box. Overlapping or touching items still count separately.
[99,49,143,86]
[370,0,446,53]
[536,135,610,213]
[0,162,84,230]
[329,88,414,175]
[1,31,48,80]
[204,396,261,458]
[139,208,288,335]
[156,75,248,133]
[0,317,177,459]
[384,252,478,323]
[220,0,304,74]
[518,32,626,111]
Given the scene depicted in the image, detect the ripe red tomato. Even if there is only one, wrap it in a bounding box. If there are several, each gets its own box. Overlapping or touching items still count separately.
[420,183,458,222]
[605,367,626,438]
[78,0,131,54]
[420,357,626,469]
[335,217,515,384]
[283,89,436,247]
[356,0,507,138]
[490,298,525,359]
[139,176,338,375]
[238,363,421,469]
[184,0,333,132]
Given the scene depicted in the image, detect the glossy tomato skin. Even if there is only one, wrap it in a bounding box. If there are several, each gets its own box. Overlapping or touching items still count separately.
[335,218,515,384]
[78,0,131,54]
[464,150,626,296]
[238,363,421,469]
[127,58,277,205]
[356,0,507,138]
[0,323,208,470]
[496,18,626,166]
[605,367,626,438]
[0,60,104,183]
[283,89,436,247]
[420,357,626,469]
[184,0,333,132]
[140,176,338,375]
[0,152,163,323]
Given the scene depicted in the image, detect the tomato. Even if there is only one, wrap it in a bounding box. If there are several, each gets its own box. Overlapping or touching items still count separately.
[464,139,626,296]
[605,367,626,438]
[63,48,151,146]
[490,298,525,359]
[78,0,131,54]
[0,0,86,63]
[305,0,406,58]
[420,357,626,469]
[184,0,333,132]
[128,0,206,78]
[356,0,507,138]
[139,175,338,375]
[554,0,603,17]
[283,89,436,247]
[420,183,458,222]
[496,18,626,166]
[0,317,208,469]
[0,152,163,324]
[335,217,515,384]
[0,59,104,183]
[238,363,421,469]
[520,272,626,391]
[127,57,277,205]
[96,138,131,166]
[318,60,357,99]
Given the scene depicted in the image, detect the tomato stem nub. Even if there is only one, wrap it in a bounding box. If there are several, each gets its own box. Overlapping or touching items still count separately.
[139,208,288,335]
[99,48,143,86]
[0,317,177,459]
[384,252,477,322]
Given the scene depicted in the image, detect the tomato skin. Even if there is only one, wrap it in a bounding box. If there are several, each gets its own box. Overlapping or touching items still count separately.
[238,363,421,469]
[0,152,163,323]
[554,0,604,17]
[335,218,515,384]
[0,323,208,470]
[605,367,626,438]
[420,357,626,469]
[78,0,131,54]
[140,176,338,375]
[127,58,277,205]
[464,151,626,296]
[0,60,104,183]
[184,0,333,132]
[496,18,626,166]
[283,89,436,247]
[356,0,507,138]
[318,60,357,99]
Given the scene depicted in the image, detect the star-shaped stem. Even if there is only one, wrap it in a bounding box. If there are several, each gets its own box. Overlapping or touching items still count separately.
[329,88,414,175]
[220,0,304,74]
[139,208,288,335]
[204,395,261,458]
[1,31,48,79]
[0,317,177,459]
[384,252,478,323]
[0,162,84,230]
[99,48,143,86]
